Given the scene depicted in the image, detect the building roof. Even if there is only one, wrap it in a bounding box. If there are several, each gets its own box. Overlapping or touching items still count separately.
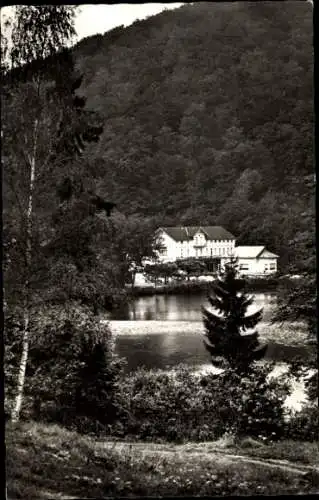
[234,246,278,259]
[159,226,236,241]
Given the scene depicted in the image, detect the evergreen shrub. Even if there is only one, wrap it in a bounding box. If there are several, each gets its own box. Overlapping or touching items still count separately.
[113,364,289,442]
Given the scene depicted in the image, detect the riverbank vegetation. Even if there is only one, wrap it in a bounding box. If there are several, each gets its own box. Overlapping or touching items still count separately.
[130,275,280,296]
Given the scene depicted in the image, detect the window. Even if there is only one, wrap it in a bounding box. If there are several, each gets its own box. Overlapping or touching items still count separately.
[210,248,213,257]
[270,263,276,270]
[194,232,205,246]
[161,247,167,256]
[240,263,249,271]
[222,247,225,255]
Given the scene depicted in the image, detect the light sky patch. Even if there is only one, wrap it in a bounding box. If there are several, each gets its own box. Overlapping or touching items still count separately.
[1,4,184,45]
[75,4,184,41]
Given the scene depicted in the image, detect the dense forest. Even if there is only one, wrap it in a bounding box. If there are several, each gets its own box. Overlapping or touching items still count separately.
[69,1,314,271]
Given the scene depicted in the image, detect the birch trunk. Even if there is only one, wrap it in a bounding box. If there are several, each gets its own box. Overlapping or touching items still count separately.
[11,119,38,423]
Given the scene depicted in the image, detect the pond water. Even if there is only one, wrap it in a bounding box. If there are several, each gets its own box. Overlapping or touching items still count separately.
[108,292,311,373]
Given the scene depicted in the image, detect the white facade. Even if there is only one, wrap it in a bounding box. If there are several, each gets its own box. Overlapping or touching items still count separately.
[156,226,236,263]
[234,246,278,276]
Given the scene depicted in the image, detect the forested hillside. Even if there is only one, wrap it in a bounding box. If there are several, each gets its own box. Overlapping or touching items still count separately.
[74,2,313,269]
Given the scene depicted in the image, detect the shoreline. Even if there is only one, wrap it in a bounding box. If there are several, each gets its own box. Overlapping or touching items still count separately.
[129,277,280,296]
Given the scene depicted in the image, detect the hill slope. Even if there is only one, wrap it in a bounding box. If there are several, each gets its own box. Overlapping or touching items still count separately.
[72,1,314,269]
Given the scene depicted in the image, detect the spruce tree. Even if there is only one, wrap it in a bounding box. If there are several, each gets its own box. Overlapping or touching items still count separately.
[202,258,267,374]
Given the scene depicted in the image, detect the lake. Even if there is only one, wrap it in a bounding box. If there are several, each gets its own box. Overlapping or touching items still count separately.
[108,292,311,373]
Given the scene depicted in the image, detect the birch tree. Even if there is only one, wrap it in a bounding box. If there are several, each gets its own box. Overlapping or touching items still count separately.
[3,6,78,422]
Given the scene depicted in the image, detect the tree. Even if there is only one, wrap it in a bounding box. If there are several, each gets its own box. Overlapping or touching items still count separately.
[39,190,118,313]
[103,213,163,288]
[2,6,108,422]
[176,258,207,281]
[202,258,267,374]
[144,262,179,285]
[22,306,123,430]
[272,174,317,400]
[74,320,123,432]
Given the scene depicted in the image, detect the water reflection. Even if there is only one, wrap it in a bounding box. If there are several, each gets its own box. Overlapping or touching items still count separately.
[108,292,310,373]
[112,292,277,322]
[115,331,311,374]
[115,331,211,373]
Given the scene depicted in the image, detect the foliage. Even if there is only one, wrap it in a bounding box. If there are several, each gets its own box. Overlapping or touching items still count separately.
[286,405,319,442]
[3,5,87,423]
[176,258,208,280]
[202,258,267,373]
[9,6,77,70]
[273,174,317,399]
[113,364,289,442]
[3,9,110,314]
[274,175,316,333]
[144,262,180,285]
[102,212,163,288]
[41,195,122,313]
[17,306,125,431]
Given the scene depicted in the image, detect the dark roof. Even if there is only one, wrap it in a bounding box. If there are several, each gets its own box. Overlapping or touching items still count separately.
[160,226,236,241]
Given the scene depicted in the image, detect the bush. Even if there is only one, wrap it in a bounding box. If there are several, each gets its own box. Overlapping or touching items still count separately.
[286,405,319,442]
[112,364,289,442]
[22,305,125,433]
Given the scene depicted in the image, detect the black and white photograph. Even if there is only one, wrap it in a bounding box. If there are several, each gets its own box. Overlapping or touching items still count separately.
[2,2,317,498]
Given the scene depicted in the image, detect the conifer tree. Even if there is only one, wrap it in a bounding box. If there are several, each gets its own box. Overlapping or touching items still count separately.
[202,258,267,374]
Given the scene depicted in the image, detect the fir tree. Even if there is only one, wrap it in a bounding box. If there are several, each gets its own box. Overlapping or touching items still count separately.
[202,258,267,374]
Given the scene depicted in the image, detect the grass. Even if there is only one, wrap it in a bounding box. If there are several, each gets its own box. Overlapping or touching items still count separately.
[180,436,319,465]
[6,421,319,499]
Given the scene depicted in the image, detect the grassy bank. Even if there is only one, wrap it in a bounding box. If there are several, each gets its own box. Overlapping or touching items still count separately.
[6,421,319,499]
[131,277,279,296]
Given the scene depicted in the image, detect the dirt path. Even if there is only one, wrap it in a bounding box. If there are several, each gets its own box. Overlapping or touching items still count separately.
[95,440,319,477]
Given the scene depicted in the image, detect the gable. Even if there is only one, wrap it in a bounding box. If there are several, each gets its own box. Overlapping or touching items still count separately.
[235,246,265,258]
[157,228,177,244]
[159,226,236,242]
[258,249,279,259]
[193,229,207,240]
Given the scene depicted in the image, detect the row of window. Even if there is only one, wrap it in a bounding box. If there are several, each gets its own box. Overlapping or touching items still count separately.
[161,247,233,257]
[194,248,231,257]
[179,240,234,246]
[239,263,277,271]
